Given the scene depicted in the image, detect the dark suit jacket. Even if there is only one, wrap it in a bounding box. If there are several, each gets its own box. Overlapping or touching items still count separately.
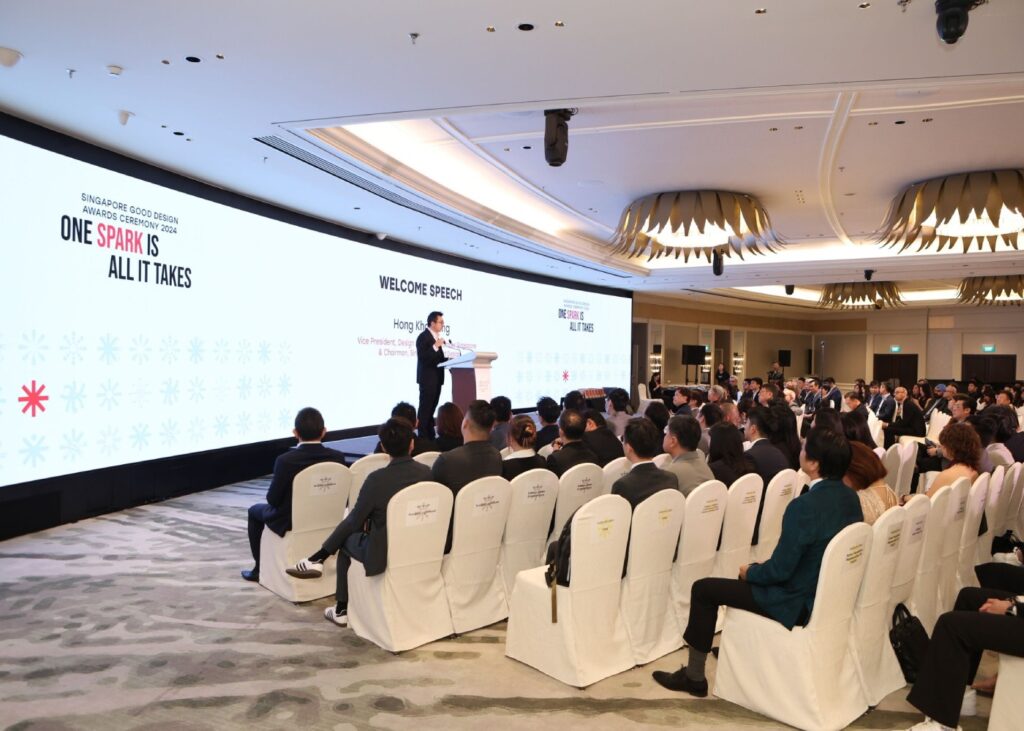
[374,435,436,456]
[535,424,560,451]
[746,439,792,544]
[431,440,503,496]
[885,399,926,447]
[876,394,896,422]
[923,397,949,420]
[324,457,432,576]
[745,478,864,629]
[502,453,548,481]
[582,427,625,467]
[546,440,599,477]
[611,463,679,509]
[1006,432,1024,463]
[674,404,693,416]
[416,328,446,387]
[434,434,464,452]
[868,393,884,413]
[822,387,842,411]
[263,443,347,536]
[710,458,753,487]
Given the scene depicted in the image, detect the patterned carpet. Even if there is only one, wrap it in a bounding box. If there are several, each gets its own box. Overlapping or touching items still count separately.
[0,478,994,730]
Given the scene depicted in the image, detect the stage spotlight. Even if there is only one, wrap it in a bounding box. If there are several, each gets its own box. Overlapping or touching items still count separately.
[935,0,981,45]
[544,108,576,167]
[785,284,795,295]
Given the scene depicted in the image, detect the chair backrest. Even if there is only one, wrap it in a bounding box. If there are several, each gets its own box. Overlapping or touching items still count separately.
[625,489,685,580]
[959,472,989,554]
[499,446,512,458]
[987,443,1014,468]
[890,494,931,603]
[869,418,885,451]
[348,453,391,507]
[984,465,1006,539]
[567,494,632,591]
[805,522,872,631]
[551,462,604,539]
[881,445,902,491]
[413,451,442,468]
[1006,463,1024,534]
[873,446,886,459]
[754,469,797,560]
[995,463,1022,535]
[716,474,764,578]
[857,506,906,609]
[290,462,351,532]
[940,477,971,560]
[652,453,671,469]
[638,383,649,400]
[504,469,560,545]
[678,480,728,566]
[926,411,951,442]
[896,441,917,498]
[921,485,953,566]
[538,443,555,458]
[384,481,454,583]
[602,457,631,492]
[449,476,512,555]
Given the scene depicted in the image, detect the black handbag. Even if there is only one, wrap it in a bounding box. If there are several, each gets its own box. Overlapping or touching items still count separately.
[890,603,930,683]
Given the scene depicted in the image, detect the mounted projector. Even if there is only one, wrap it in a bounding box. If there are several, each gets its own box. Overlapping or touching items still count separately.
[544,108,576,167]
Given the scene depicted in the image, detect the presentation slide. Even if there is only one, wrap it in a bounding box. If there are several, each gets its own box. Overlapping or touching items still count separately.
[0,133,631,487]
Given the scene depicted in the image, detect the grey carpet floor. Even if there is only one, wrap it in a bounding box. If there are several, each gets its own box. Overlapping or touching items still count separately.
[0,478,994,730]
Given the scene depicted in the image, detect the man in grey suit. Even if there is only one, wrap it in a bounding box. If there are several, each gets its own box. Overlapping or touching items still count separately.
[488,395,512,450]
[611,418,679,508]
[662,414,714,496]
[285,418,432,627]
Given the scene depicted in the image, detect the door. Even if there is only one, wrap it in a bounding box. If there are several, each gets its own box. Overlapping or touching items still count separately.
[873,354,918,388]
[962,354,1017,386]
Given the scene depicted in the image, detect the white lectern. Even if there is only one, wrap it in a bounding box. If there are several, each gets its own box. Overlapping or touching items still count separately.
[441,351,498,411]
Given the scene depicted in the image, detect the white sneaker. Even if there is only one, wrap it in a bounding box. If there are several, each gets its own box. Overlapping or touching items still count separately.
[906,719,961,731]
[323,606,348,627]
[960,687,977,717]
[286,559,324,578]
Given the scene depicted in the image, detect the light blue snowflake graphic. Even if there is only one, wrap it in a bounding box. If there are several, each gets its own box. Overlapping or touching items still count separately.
[257,341,272,364]
[98,380,121,410]
[159,336,180,364]
[278,375,292,397]
[213,338,230,363]
[256,376,272,398]
[20,435,47,467]
[188,377,205,402]
[60,430,86,461]
[98,334,119,364]
[212,378,230,400]
[257,410,271,430]
[98,427,120,455]
[238,376,252,400]
[188,417,205,442]
[129,379,150,407]
[278,342,292,364]
[129,335,150,365]
[60,332,86,365]
[279,408,291,428]
[0,336,5,365]
[61,381,86,413]
[237,412,251,435]
[161,378,180,405]
[188,337,204,364]
[213,416,229,437]
[159,419,178,446]
[130,424,150,450]
[236,340,252,364]
[20,330,48,366]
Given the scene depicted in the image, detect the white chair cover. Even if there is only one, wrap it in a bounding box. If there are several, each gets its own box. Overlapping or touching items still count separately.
[499,446,512,458]
[890,494,931,609]
[987,442,1014,468]
[442,476,513,633]
[499,469,559,598]
[796,469,812,491]
[907,485,952,634]
[670,480,727,634]
[619,489,685,664]
[927,411,951,442]
[990,654,1024,731]
[602,457,630,492]
[538,443,555,458]
[850,506,908,706]
[1007,463,1024,536]
[652,453,671,469]
[873,446,886,459]
[347,453,390,509]
[895,441,916,499]
[921,471,940,493]
[259,462,351,602]
[346,481,454,652]
[955,472,989,593]
[505,494,635,687]
[712,474,763,581]
[638,383,649,400]
[937,477,972,616]
[977,465,1005,565]
[751,469,797,563]
[548,462,604,544]
[715,522,873,731]
[413,451,441,468]
[994,463,1021,536]
[881,445,902,495]
[869,417,884,452]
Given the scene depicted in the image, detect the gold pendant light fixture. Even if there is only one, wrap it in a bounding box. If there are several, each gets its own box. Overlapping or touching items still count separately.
[956,275,1024,306]
[818,281,905,310]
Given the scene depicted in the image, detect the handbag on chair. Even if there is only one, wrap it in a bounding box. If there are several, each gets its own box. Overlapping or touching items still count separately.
[889,602,930,683]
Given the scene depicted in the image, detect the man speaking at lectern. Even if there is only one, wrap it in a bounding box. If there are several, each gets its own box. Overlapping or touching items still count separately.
[416,311,450,439]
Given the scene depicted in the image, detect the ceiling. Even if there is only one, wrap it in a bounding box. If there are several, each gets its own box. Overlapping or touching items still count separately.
[1,1,1023,308]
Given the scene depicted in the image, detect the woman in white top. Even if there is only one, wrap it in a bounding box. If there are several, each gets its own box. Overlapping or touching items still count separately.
[844,441,898,525]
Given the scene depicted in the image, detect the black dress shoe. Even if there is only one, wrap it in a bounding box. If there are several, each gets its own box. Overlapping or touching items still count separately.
[652,668,709,697]
[240,569,260,582]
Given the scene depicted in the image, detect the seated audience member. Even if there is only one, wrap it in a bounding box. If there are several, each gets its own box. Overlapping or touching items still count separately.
[697,402,723,454]
[867,380,883,413]
[844,391,869,418]
[844,441,897,525]
[434,402,465,452]
[662,414,714,496]
[488,395,513,450]
[605,388,632,438]
[707,384,727,404]
[612,418,679,508]
[975,558,1024,595]
[841,410,877,449]
[432,400,503,496]
[501,414,547,480]
[746,406,792,544]
[644,400,671,444]
[672,387,692,416]
[546,409,600,477]
[812,407,843,436]
[654,428,862,696]
[581,409,625,467]
[876,380,896,422]
[372,401,436,456]
[982,405,1018,466]
[741,377,763,407]
[820,377,842,410]
[995,388,1014,408]
[767,401,802,469]
[720,401,743,429]
[243,407,345,582]
[563,389,587,413]
[922,422,981,499]
[727,375,740,401]
[918,394,977,474]
[707,422,755,486]
[534,396,562,451]
[757,383,779,407]
[966,413,998,473]
[1005,411,1024,463]
[285,418,430,626]
[905,587,1024,731]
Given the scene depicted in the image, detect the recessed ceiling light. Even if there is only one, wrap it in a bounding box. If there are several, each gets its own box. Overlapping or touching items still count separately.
[793,125,804,130]
[161,59,170,65]
[173,131,184,136]
[215,53,225,60]
[353,206,361,210]
[185,56,201,63]
[486,25,495,32]
[768,127,778,132]
[160,124,167,128]
[554,20,565,27]
[502,146,510,152]
[522,145,532,150]
[755,8,767,14]
[107,65,123,77]
[894,120,906,125]
[517,23,534,31]
[859,2,871,8]
[186,137,192,142]
[922,117,933,123]
[868,121,878,126]
[844,192,857,197]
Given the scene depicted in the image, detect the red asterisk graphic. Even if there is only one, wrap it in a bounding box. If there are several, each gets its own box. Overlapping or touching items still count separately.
[19,380,49,417]
[562,370,570,382]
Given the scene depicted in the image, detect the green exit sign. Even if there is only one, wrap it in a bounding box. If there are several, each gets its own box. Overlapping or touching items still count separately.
[889,345,901,353]
[982,344,996,353]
